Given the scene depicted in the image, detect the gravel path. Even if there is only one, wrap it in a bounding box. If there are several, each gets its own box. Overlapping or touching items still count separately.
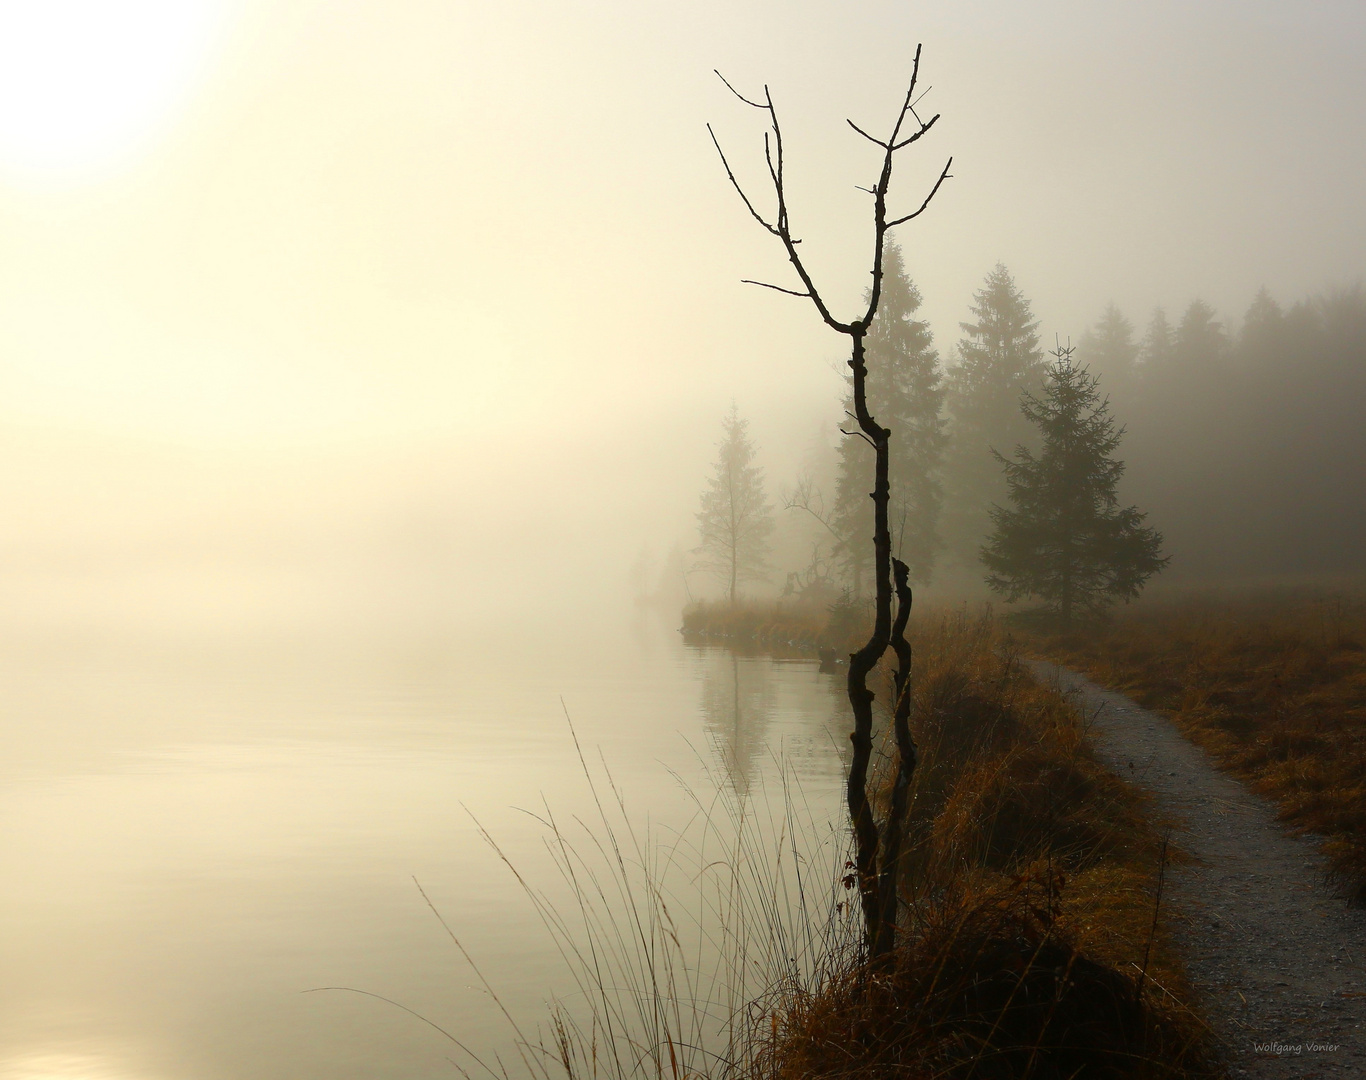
[1027,661,1366,1079]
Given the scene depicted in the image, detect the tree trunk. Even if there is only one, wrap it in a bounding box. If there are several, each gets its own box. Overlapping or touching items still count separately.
[874,558,916,958]
[845,328,894,951]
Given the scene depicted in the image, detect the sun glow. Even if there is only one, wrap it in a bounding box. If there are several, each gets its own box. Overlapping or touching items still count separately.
[0,0,229,182]
[0,1051,139,1080]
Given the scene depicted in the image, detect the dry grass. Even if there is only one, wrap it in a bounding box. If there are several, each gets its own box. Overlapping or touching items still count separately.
[753,612,1217,1080]
[1020,585,1366,902]
[757,873,1200,1080]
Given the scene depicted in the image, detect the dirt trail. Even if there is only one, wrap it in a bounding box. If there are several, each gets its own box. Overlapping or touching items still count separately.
[1027,661,1366,1078]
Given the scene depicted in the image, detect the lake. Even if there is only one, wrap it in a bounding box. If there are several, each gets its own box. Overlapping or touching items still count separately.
[0,608,851,1080]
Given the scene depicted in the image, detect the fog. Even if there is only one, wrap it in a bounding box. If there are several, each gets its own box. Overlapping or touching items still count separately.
[4,4,1366,1076]
[0,0,1360,637]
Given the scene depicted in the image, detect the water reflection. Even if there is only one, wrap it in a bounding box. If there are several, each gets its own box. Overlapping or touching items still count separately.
[692,645,849,798]
[0,618,854,1079]
[699,652,773,795]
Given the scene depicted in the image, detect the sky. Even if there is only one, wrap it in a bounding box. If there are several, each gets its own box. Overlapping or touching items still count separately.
[0,0,1362,628]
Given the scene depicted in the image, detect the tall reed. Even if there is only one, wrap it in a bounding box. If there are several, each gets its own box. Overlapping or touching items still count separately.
[444,711,857,1080]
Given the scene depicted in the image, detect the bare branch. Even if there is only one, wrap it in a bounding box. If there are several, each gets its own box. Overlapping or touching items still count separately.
[779,236,848,334]
[765,86,786,206]
[735,84,857,331]
[741,279,812,298]
[783,476,846,544]
[876,51,917,154]
[713,69,766,109]
[839,425,877,450]
[855,50,935,328]
[763,132,783,221]
[891,112,940,152]
[706,123,779,235]
[886,156,954,228]
[846,119,889,149]
[907,85,934,128]
[782,473,823,513]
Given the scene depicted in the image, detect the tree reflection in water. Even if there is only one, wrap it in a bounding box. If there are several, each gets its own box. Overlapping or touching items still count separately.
[696,648,850,797]
[700,652,772,795]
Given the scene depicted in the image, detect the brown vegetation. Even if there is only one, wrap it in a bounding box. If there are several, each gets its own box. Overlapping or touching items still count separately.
[680,596,869,656]
[749,613,1216,1080]
[636,609,1219,1079]
[1021,586,1366,901]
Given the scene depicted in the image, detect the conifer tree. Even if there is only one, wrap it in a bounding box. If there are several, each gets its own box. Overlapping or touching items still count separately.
[941,263,1045,569]
[1139,308,1174,373]
[695,404,775,604]
[831,240,947,591]
[1077,303,1138,402]
[1174,299,1227,367]
[1239,287,1287,369]
[982,344,1167,623]
[1241,287,1283,343]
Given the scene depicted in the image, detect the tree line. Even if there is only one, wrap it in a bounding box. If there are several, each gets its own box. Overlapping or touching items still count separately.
[696,258,1366,603]
[1087,287,1366,580]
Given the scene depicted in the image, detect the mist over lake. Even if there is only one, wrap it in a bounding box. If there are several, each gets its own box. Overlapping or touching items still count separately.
[0,0,1363,1076]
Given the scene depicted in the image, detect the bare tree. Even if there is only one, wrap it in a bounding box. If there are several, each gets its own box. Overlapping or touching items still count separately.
[710,48,951,959]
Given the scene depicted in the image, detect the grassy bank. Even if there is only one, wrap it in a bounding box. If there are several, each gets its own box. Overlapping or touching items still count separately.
[520,609,1219,1080]
[1021,586,1366,902]
[755,613,1215,1079]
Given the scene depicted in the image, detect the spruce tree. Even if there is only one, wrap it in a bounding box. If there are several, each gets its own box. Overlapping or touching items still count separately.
[1241,287,1283,344]
[830,241,947,591]
[1239,287,1287,370]
[1162,300,1227,409]
[695,404,775,604]
[941,263,1045,570]
[1139,307,1174,373]
[981,344,1167,623]
[1174,299,1227,366]
[1077,303,1138,403]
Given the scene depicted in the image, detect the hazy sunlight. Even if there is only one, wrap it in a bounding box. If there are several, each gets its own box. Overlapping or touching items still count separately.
[0,0,228,182]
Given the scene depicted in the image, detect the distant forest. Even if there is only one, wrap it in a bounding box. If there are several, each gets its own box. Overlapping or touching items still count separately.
[770,249,1366,596]
[1085,283,1366,581]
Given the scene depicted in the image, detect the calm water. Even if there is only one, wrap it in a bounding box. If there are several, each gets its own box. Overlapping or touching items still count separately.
[0,610,850,1080]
